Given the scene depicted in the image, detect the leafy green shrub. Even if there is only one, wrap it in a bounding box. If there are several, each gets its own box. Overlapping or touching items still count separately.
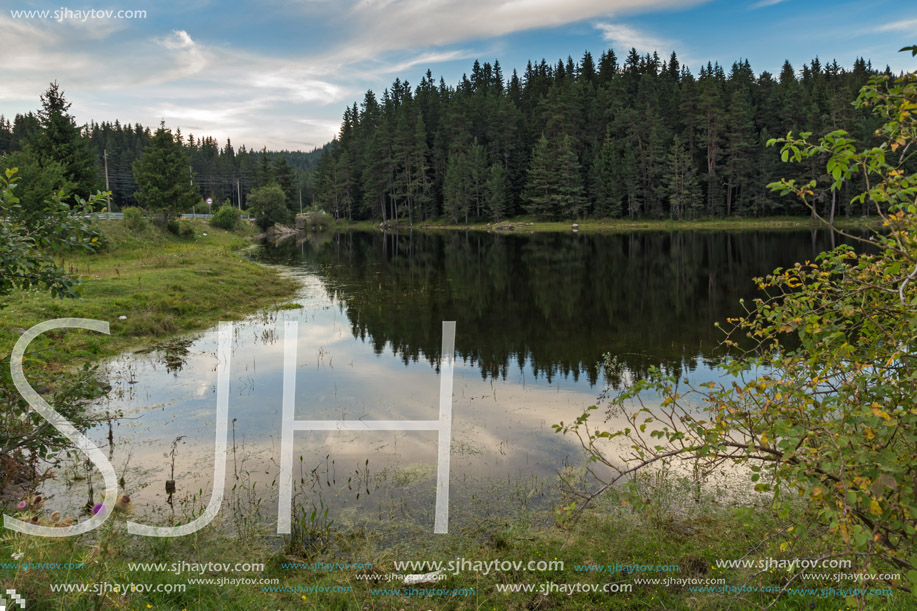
[556,48,917,601]
[0,150,74,229]
[122,207,148,233]
[247,184,292,231]
[210,205,240,231]
[1,169,104,299]
[302,211,333,232]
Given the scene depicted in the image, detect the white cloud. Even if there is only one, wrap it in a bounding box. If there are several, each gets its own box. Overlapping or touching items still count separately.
[0,0,709,149]
[249,70,348,103]
[374,50,474,75]
[155,30,208,79]
[159,29,195,50]
[0,16,78,99]
[594,22,675,54]
[750,0,787,9]
[328,0,706,62]
[62,15,129,39]
[875,18,917,32]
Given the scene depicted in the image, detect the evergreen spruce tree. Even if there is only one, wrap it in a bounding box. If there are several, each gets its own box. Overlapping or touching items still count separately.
[723,87,757,215]
[484,163,508,221]
[0,116,12,153]
[33,82,99,198]
[318,150,353,220]
[663,135,701,220]
[622,146,642,219]
[273,155,298,211]
[410,114,433,222]
[467,141,488,218]
[555,135,587,219]
[591,135,623,218]
[443,152,469,224]
[522,135,554,219]
[362,116,394,222]
[522,135,586,220]
[337,151,355,220]
[132,123,200,224]
[256,148,273,187]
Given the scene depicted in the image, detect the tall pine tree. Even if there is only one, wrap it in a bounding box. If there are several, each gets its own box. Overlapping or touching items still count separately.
[132,123,200,223]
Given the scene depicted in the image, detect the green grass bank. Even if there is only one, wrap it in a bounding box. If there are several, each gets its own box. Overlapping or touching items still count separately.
[0,475,910,610]
[0,220,299,367]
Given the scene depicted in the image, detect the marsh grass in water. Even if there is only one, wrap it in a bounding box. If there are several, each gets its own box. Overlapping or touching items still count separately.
[1,469,912,610]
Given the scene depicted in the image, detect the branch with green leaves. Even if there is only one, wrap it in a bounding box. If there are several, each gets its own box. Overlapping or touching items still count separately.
[555,47,917,603]
[1,168,106,300]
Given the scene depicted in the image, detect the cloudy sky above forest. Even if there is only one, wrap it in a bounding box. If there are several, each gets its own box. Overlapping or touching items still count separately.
[0,0,913,150]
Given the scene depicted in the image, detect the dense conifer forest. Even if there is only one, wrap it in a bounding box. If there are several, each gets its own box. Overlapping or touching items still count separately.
[312,50,896,222]
[0,103,324,212]
[0,49,903,222]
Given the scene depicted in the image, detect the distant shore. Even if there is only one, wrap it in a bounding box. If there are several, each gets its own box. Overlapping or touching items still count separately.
[335,214,881,234]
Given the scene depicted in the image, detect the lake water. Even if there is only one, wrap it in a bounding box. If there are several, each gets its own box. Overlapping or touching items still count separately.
[47,229,861,534]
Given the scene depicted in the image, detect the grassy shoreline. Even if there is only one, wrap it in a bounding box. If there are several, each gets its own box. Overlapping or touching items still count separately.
[0,220,300,368]
[336,214,881,234]
[0,473,910,610]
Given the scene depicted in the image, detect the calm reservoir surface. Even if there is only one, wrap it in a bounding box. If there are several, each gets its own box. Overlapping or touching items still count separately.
[50,229,861,532]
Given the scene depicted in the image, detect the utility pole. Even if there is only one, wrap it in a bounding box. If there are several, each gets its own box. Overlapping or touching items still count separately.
[189,166,194,220]
[103,149,111,219]
[236,179,241,211]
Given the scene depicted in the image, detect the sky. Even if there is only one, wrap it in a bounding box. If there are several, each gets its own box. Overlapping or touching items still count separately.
[0,0,914,151]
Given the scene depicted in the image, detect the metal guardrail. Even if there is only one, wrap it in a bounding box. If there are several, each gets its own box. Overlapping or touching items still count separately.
[92,212,252,221]
[5,212,253,222]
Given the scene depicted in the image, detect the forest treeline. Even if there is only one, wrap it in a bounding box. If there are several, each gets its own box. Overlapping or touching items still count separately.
[0,99,324,212]
[312,49,896,223]
[0,50,899,223]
